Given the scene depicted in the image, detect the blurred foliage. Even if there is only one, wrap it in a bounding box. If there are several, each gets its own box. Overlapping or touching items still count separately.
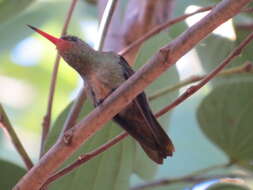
[0,0,253,190]
[0,160,26,190]
[0,0,35,23]
[198,79,253,170]
[84,0,97,5]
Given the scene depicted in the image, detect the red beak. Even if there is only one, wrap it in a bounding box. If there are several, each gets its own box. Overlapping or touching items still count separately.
[27,25,59,45]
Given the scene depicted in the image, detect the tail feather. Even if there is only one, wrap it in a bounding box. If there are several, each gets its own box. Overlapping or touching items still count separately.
[147,112,175,157]
[139,143,164,164]
[134,93,175,157]
[112,56,174,163]
[113,95,175,164]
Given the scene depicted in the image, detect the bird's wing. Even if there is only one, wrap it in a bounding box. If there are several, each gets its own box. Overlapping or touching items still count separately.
[117,56,135,77]
[116,56,174,155]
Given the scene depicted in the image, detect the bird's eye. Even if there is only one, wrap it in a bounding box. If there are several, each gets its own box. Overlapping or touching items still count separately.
[61,36,78,42]
[69,36,78,41]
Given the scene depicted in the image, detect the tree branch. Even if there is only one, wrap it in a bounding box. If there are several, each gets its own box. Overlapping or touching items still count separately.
[101,0,176,64]
[0,105,33,170]
[120,0,176,64]
[131,161,241,190]
[13,1,250,189]
[119,6,213,56]
[40,0,79,157]
[131,169,246,190]
[95,0,119,50]
[131,164,231,190]
[237,22,253,30]
[155,31,253,118]
[42,132,128,187]
[149,61,253,101]
[118,5,252,57]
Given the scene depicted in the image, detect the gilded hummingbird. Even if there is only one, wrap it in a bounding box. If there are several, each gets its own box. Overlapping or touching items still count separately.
[28,25,175,164]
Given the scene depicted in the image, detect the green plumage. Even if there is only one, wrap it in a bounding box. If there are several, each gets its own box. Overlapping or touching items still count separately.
[58,35,175,164]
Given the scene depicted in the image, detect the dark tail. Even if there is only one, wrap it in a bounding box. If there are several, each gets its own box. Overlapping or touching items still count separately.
[113,92,175,164]
[135,92,175,161]
[145,109,175,158]
[139,113,175,164]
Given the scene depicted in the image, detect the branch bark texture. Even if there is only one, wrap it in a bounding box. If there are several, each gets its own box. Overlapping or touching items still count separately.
[13,0,250,189]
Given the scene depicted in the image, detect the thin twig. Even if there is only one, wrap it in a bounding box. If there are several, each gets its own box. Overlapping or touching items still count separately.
[95,0,118,50]
[60,88,87,137]
[149,61,253,101]
[242,7,253,12]
[0,105,33,170]
[119,6,213,56]
[237,23,253,30]
[60,0,119,136]
[119,5,251,58]
[40,0,79,157]
[155,32,253,118]
[131,163,231,190]
[119,0,176,63]
[13,1,250,189]
[131,167,244,190]
[43,132,128,187]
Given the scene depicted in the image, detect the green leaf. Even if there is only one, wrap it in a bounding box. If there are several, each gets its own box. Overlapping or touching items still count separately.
[173,0,216,17]
[197,79,253,169]
[196,35,235,74]
[83,0,97,5]
[0,159,26,189]
[234,24,253,63]
[162,94,228,178]
[169,0,215,38]
[0,0,35,23]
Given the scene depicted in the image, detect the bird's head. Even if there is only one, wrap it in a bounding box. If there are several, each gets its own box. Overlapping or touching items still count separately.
[27,25,94,72]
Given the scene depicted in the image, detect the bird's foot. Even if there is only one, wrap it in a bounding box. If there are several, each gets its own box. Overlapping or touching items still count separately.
[96,99,104,106]
[95,88,117,106]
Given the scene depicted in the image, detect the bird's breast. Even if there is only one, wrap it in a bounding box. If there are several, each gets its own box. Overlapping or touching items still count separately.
[88,75,112,101]
[86,66,125,102]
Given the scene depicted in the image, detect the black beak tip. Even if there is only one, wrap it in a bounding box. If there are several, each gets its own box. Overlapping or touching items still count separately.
[27,24,36,31]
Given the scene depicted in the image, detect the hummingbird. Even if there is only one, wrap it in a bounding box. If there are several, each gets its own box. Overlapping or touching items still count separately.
[28,25,175,164]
